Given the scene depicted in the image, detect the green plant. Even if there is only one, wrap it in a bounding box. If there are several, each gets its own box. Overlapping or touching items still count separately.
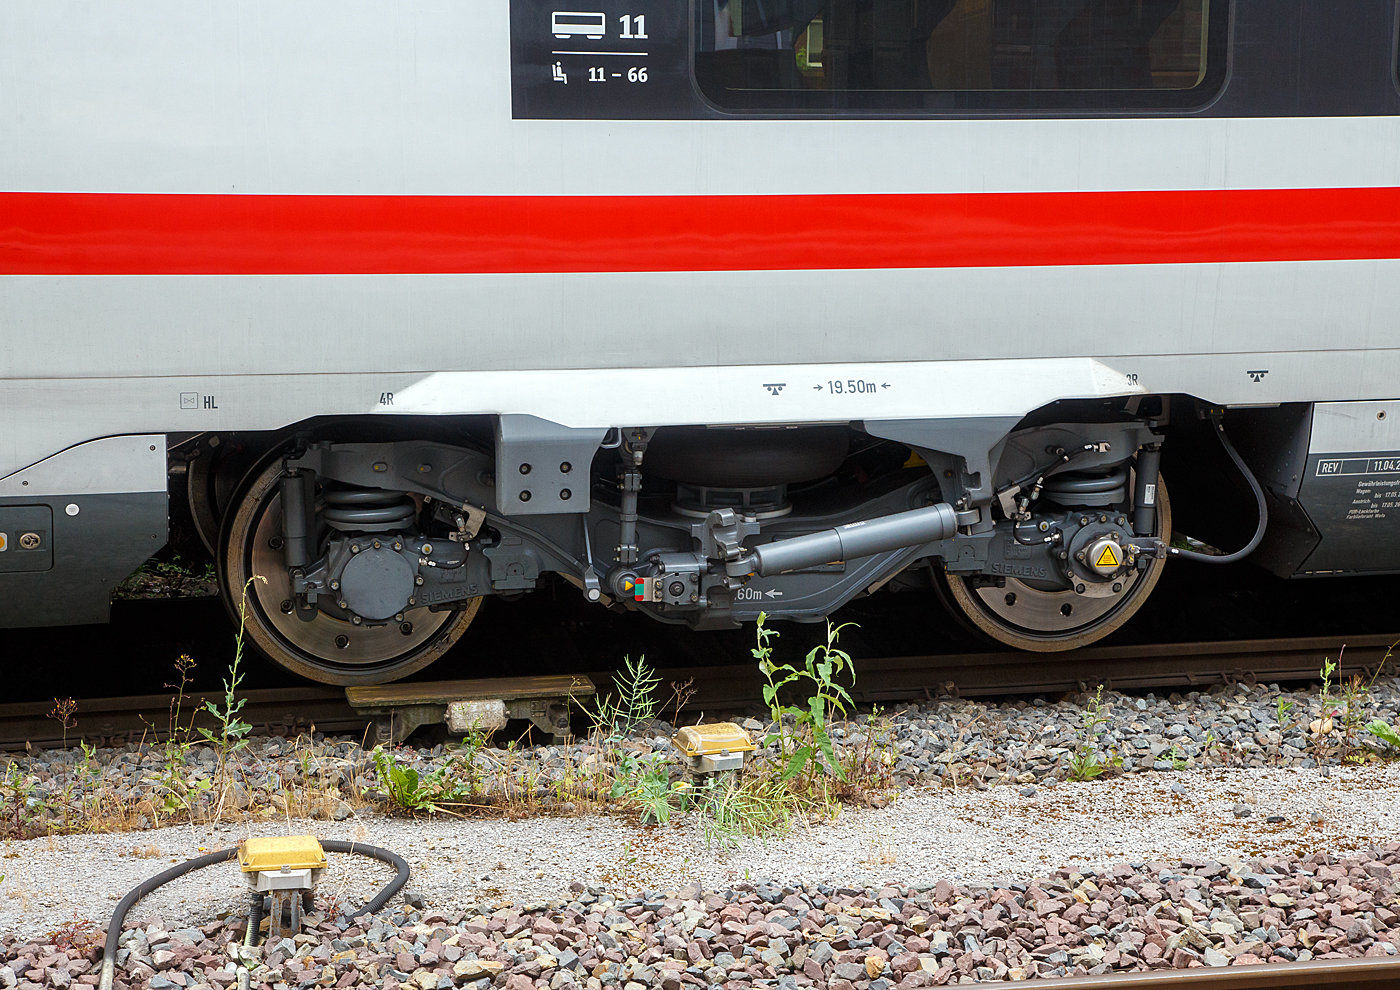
[1365,719,1400,753]
[1164,745,1188,771]
[1066,686,1121,782]
[113,555,217,600]
[584,655,661,742]
[755,613,855,781]
[46,699,77,830]
[614,756,681,824]
[372,747,472,813]
[199,582,258,756]
[692,772,798,848]
[1275,696,1295,729]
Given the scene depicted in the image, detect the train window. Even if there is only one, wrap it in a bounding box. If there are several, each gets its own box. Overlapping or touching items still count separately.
[694,0,1227,112]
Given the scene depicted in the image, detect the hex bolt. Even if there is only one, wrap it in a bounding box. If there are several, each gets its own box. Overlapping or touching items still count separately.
[407,597,416,606]
[338,600,348,609]
[519,490,532,502]
[350,543,361,553]
[1075,583,1086,594]
[394,612,405,622]
[1038,521,1049,532]
[519,463,532,475]
[373,540,382,550]
[392,541,402,551]
[669,581,686,597]
[421,543,433,555]
[1113,582,1123,592]
[1100,514,1108,523]
[351,615,363,625]
[1076,550,1086,560]
[330,580,340,590]
[414,576,424,585]
[560,461,572,473]
[560,489,572,501]
[1080,516,1089,526]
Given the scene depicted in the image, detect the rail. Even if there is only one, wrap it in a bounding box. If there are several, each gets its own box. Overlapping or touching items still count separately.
[0,632,1394,749]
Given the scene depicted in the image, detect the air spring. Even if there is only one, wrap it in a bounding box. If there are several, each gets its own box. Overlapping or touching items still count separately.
[1041,467,1128,507]
[322,487,417,531]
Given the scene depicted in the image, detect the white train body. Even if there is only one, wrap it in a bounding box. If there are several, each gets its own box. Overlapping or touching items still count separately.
[2,0,1398,680]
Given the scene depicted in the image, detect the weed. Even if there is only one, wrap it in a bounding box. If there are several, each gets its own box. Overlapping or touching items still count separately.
[861,831,897,867]
[692,773,797,848]
[1366,719,1400,753]
[1314,643,1395,760]
[47,913,102,955]
[1066,686,1122,782]
[1275,696,1296,730]
[585,655,661,742]
[372,747,473,814]
[198,578,261,820]
[755,613,854,782]
[46,699,77,830]
[113,555,217,600]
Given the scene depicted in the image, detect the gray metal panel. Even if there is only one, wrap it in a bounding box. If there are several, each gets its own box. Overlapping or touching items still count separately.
[0,491,166,627]
[1308,401,1400,455]
[0,435,166,497]
[494,415,607,515]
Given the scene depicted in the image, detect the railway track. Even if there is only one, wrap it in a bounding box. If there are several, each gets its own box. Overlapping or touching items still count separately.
[1,632,1393,750]
[1048,956,1400,987]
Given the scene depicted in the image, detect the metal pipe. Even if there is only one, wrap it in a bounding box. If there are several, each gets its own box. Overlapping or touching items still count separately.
[745,502,957,576]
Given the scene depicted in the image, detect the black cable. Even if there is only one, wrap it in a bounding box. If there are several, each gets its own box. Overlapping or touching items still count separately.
[320,840,411,916]
[99,841,412,990]
[99,848,239,990]
[1166,418,1268,564]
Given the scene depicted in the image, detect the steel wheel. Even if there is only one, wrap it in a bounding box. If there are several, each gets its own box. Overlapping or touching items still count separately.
[220,459,481,685]
[941,474,1170,652]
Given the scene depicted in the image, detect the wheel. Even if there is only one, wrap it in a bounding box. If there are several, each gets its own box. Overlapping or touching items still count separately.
[941,474,1170,652]
[220,458,482,685]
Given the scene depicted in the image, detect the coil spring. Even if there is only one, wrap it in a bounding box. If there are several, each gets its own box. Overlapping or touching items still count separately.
[321,487,417,531]
[1041,466,1128,508]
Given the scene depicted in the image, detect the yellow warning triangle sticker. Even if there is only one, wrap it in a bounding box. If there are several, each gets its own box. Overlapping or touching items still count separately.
[1095,544,1121,568]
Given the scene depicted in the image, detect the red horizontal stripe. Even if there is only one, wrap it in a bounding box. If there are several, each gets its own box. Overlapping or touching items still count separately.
[2,187,1399,275]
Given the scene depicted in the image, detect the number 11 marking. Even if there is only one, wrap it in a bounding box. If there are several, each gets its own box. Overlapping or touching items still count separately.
[618,14,647,38]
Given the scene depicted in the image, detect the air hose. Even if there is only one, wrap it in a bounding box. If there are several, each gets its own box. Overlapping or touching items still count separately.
[1164,417,1269,564]
[98,840,410,990]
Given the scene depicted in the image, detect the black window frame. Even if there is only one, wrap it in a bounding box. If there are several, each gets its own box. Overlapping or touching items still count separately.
[692,0,1233,114]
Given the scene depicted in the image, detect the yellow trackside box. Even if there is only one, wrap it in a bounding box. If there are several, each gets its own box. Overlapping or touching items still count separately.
[673,722,756,757]
[673,723,756,771]
[238,835,327,873]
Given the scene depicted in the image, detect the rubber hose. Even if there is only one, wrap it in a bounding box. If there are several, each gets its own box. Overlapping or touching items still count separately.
[1167,420,1269,564]
[236,890,261,990]
[320,840,412,916]
[98,848,239,990]
[98,841,411,990]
